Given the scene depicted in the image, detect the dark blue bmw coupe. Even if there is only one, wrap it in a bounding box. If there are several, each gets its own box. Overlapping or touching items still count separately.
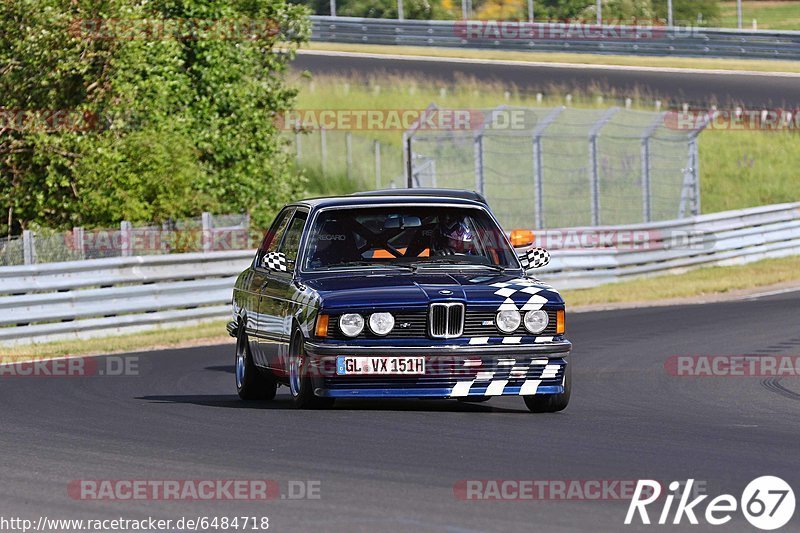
[228,190,571,412]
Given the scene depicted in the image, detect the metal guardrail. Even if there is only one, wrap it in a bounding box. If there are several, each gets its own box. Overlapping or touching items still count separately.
[537,202,800,288]
[310,16,800,60]
[0,203,798,345]
[0,251,254,345]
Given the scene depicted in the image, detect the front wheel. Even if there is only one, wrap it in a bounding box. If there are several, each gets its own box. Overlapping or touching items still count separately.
[523,362,571,413]
[288,332,335,409]
[235,324,277,401]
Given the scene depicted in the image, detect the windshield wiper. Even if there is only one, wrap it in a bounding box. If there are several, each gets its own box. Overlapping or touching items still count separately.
[413,259,507,272]
[326,261,416,271]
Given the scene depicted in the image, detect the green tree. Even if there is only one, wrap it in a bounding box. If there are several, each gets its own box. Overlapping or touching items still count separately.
[0,0,309,235]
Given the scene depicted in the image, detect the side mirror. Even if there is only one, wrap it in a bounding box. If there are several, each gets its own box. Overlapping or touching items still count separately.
[262,251,289,272]
[518,247,550,269]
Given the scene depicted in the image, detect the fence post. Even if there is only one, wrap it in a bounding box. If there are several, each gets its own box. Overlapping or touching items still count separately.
[531,107,564,229]
[640,112,665,223]
[690,139,700,216]
[22,229,36,265]
[403,132,413,187]
[320,128,327,176]
[202,212,213,253]
[73,227,85,260]
[346,132,353,180]
[120,221,132,257]
[374,140,381,189]
[295,130,302,162]
[588,107,619,226]
[473,133,484,195]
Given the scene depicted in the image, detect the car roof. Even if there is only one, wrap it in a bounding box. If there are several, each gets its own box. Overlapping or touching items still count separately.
[292,189,489,210]
[351,188,489,205]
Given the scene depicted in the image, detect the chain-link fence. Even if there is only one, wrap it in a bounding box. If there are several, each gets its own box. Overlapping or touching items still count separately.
[0,212,251,267]
[405,104,708,230]
[291,129,405,189]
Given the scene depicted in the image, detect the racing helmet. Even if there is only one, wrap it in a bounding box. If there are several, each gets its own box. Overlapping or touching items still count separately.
[438,217,474,253]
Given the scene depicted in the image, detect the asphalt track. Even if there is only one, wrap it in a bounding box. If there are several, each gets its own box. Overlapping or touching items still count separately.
[293,51,800,107]
[2,289,800,532]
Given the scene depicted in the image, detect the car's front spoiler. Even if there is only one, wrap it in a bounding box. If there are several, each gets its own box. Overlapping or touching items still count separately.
[316,384,564,398]
[305,339,571,357]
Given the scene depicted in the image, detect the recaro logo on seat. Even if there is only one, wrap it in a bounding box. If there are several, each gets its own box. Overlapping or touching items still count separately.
[318,234,346,241]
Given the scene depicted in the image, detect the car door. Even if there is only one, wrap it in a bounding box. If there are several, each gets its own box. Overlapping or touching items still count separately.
[249,207,295,367]
[260,208,309,374]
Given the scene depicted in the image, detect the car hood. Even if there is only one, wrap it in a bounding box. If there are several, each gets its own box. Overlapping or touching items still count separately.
[301,270,562,312]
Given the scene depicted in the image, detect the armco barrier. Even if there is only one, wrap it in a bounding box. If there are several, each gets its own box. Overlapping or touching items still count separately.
[0,203,798,345]
[535,202,800,288]
[310,16,800,61]
[0,251,254,346]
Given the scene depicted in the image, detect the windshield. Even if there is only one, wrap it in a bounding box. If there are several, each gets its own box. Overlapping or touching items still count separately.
[303,205,519,271]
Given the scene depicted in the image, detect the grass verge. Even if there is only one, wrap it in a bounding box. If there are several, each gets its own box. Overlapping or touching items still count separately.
[720,1,800,31]
[0,320,231,362]
[305,42,800,74]
[562,255,800,307]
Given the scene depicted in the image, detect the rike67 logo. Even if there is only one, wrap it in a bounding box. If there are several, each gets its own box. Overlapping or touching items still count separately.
[625,477,795,530]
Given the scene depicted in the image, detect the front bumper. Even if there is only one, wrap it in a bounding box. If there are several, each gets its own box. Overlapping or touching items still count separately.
[304,340,570,399]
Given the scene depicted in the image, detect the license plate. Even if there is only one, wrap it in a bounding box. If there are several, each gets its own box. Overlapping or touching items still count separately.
[336,356,425,375]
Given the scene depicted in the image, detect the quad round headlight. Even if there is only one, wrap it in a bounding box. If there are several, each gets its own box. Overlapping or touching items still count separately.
[339,313,364,337]
[524,310,549,334]
[496,309,521,333]
[368,312,395,336]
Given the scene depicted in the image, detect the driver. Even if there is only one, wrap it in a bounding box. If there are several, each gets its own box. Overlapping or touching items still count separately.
[432,217,475,256]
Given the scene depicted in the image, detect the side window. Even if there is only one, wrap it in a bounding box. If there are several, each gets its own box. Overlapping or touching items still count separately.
[256,208,294,268]
[278,210,309,268]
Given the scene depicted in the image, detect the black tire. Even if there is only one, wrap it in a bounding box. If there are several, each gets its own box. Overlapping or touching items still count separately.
[288,332,335,409]
[235,323,277,401]
[523,361,571,413]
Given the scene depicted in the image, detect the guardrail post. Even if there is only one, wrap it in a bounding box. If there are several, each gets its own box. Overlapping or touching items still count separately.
[588,107,619,226]
[374,140,381,189]
[22,230,36,265]
[120,221,132,257]
[202,212,213,253]
[73,227,85,260]
[474,133,484,196]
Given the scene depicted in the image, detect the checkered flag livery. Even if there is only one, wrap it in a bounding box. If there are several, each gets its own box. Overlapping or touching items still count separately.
[519,247,550,270]
[265,252,288,272]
